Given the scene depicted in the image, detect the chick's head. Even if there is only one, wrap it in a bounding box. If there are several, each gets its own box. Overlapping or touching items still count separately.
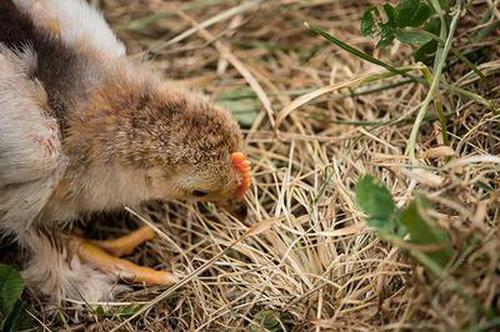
[76,67,251,217]
[105,78,251,216]
[147,94,251,205]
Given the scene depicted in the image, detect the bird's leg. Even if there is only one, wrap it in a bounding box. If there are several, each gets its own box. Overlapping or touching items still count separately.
[70,227,178,286]
[91,225,155,257]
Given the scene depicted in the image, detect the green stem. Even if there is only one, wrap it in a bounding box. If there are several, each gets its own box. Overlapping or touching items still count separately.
[434,95,449,145]
[420,66,449,145]
[406,7,461,165]
[429,0,447,73]
[443,84,498,113]
[404,28,491,89]
[305,23,418,80]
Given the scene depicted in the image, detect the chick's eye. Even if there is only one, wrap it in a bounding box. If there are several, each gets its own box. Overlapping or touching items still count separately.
[192,189,209,197]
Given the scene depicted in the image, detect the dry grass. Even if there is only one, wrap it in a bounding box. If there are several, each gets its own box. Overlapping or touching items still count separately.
[28,0,499,331]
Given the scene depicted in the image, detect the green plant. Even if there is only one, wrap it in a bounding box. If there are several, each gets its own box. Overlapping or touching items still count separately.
[216,87,260,128]
[360,0,454,64]
[361,0,434,48]
[355,175,494,319]
[305,0,498,165]
[249,309,292,332]
[355,175,453,269]
[0,264,31,332]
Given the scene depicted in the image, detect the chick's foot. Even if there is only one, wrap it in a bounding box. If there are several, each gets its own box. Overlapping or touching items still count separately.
[70,227,177,286]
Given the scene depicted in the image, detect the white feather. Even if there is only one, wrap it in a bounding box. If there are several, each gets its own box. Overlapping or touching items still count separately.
[13,0,126,58]
[0,44,66,236]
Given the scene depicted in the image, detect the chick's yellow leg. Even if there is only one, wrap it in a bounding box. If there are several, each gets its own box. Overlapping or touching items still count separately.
[92,225,155,257]
[71,236,177,286]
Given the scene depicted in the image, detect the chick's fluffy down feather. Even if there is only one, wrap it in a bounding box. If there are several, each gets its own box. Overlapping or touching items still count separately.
[0,45,66,235]
[14,0,125,58]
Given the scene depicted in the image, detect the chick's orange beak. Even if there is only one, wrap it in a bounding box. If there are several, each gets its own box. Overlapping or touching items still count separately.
[231,152,251,199]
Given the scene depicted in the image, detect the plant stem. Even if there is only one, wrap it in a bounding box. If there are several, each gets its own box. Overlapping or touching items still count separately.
[404,28,491,89]
[443,84,498,113]
[305,23,417,80]
[406,7,461,165]
[420,66,449,145]
[429,0,447,73]
[434,95,449,145]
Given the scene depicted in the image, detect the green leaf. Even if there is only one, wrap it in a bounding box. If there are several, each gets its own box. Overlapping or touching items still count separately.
[217,99,259,128]
[215,86,255,100]
[361,9,375,36]
[2,300,32,332]
[0,265,29,332]
[424,16,442,35]
[414,40,438,64]
[216,87,260,128]
[355,176,395,223]
[366,217,392,231]
[115,304,140,317]
[408,3,433,27]
[396,0,419,27]
[396,30,432,44]
[383,3,397,26]
[0,265,24,318]
[399,196,453,268]
[439,0,452,11]
[250,310,284,332]
[376,25,395,48]
[413,17,440,63]
[395,0,433,28]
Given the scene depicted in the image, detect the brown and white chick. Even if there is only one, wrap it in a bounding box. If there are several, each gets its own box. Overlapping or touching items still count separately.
[0,0,251,302]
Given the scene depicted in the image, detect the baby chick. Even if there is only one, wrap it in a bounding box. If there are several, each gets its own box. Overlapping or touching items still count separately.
[0,0,251,302]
